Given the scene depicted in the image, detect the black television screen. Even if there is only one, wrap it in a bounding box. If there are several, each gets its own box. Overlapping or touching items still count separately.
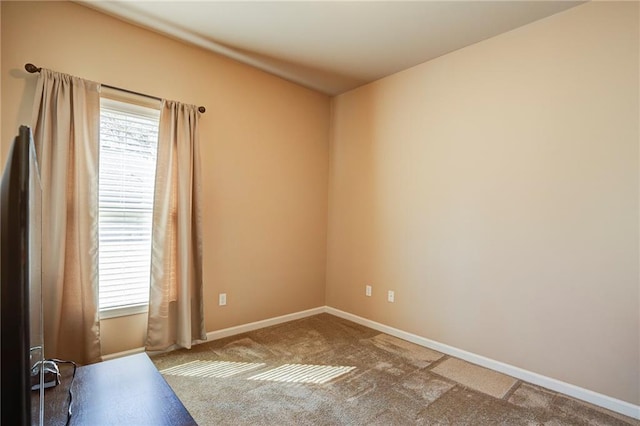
[1,125,44,425]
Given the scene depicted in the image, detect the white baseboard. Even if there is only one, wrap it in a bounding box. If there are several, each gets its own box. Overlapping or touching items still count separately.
[100,305,638,420]
[205,306,325,341]
[325,306,640,420]
[101,346,146,362]
[101,307,325,361]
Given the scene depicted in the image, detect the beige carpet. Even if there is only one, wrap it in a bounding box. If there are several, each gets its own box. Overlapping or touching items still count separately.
[151,314,637,425]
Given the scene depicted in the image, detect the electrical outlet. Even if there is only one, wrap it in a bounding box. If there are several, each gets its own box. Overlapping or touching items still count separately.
[365,285,372,297]
[219,293,227,306]
[387,290,395,303]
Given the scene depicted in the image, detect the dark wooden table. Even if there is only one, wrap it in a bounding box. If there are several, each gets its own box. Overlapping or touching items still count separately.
[43,353,196,425]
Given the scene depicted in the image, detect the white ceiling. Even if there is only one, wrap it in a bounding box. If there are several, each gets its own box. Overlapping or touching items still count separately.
[81,1,584,95]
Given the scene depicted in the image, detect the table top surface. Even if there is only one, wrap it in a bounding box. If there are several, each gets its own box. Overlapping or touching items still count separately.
[44,353,196,426]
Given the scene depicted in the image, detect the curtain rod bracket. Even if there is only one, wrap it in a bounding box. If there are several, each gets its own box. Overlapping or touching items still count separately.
[24,62,206,113]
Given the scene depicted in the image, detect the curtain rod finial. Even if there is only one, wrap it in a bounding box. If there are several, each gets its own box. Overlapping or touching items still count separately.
[25,63,41,73]
[198,106,206,114]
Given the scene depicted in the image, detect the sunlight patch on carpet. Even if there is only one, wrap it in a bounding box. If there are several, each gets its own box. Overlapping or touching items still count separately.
[248,364,356,384]
[160,360,265,378]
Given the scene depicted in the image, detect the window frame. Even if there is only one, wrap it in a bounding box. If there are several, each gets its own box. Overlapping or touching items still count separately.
[98,91,161,320]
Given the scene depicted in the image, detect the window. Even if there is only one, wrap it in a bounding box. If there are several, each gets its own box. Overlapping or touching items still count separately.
[98,96,160,319]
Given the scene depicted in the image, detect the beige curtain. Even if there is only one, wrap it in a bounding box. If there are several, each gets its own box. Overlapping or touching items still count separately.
[31,69,102,364]
[146,100,206,351]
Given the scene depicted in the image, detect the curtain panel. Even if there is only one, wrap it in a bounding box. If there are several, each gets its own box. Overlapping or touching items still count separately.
[146,100,206,351]
[31,69,102,364]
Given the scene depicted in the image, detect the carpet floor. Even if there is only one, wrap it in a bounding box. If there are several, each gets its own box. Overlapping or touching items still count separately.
[151,313,637,425]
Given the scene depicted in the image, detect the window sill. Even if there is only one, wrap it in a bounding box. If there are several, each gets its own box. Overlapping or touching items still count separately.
[100,303,148,320]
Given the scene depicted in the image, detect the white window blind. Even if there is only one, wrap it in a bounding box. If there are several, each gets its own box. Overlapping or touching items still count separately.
[98,97,160,317]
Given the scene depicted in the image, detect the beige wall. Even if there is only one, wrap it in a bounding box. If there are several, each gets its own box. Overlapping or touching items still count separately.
[327,2,639,405]
[1,1,330,354]
[2,0,638,408]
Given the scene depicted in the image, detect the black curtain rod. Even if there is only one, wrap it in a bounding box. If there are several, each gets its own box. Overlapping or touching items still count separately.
[25,63,206,114]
